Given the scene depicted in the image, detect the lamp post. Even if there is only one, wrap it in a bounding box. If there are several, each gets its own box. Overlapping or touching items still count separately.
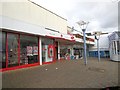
[77,21,89,65]
[86,31,108,62]
[93,31,101,62]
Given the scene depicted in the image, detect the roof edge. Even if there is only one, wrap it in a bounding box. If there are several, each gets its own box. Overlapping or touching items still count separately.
[28,0,67,21]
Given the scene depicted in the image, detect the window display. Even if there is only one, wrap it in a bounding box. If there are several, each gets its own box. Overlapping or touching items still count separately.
[48,45,54,58]
[0,31,39,69]
[27,46,33,56]
[60,47,70,59]
[20,35,38,65]
[33,46,38,55]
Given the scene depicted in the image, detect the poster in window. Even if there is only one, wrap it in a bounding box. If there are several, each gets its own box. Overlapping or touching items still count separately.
[48,45,54,58]
[33,46,38,55]
[27,46,33,56]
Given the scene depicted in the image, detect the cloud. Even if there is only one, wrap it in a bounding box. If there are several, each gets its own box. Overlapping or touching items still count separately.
[31,0,118,33]
[92,3,118,29]
[66,2,118,32]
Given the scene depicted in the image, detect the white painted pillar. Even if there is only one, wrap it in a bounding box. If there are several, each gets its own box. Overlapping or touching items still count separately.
[58,42,60,60]
[39,37,42,65]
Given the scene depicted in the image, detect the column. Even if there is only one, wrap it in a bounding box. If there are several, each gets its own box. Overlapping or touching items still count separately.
[39,37,42,65]
[58,42,60,60]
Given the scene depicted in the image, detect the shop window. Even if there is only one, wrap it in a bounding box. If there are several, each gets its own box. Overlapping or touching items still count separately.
[20,35,38,65]
[60,47,71,59]
[60,48,68,58]
[0,32,6,68]
[8,33,19,67]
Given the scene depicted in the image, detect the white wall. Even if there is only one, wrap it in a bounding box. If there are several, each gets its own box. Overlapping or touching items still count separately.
[0,0,67,34]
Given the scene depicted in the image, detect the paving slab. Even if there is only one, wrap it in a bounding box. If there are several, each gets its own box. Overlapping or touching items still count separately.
[2,57,119,88]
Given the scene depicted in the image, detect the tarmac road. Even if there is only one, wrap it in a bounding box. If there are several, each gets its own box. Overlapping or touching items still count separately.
[2,57,119,88]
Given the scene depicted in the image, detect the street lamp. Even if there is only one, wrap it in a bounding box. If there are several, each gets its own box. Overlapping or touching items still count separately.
[77,21,89,65]
[86,31,108,62]
[93,31,102,62]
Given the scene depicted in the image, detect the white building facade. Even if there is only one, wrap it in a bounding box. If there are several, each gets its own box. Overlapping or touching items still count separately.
[0,0,95,71]
[88,34,110,58]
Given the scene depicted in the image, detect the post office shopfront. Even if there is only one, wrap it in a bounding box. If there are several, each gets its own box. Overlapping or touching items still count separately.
[0,30,56,71]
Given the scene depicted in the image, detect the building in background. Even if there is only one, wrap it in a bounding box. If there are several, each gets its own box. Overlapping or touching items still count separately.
[0,0,95,71]
[88,34,110,58]
[108,31,120,61]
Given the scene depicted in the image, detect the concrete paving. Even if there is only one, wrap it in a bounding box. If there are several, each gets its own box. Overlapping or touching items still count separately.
[2,57,119,88]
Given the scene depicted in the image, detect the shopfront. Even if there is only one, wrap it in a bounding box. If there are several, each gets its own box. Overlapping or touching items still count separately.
[72,44,84,59]
[0,31,39,71]
[59,45,74,60]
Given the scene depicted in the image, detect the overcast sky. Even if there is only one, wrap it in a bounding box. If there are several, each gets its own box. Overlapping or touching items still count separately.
[31,0,119,33]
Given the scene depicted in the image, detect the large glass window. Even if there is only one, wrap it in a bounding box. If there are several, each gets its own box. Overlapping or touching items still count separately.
[60,48,69,58]
[2,32,6,68]
[0,32,6,68]
[8,33,19,67]
[20,35,38,65]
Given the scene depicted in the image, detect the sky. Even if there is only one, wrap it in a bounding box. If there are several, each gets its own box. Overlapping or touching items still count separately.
[31,0,119,33]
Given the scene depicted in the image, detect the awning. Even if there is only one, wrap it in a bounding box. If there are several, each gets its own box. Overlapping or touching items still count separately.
[1,16,75,44]
[1,16,95,45]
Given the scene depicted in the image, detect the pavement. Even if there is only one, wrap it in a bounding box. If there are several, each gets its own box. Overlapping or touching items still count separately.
[2,57,119,88]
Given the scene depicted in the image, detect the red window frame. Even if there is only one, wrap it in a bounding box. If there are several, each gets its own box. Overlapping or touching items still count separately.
[1,31,40,72]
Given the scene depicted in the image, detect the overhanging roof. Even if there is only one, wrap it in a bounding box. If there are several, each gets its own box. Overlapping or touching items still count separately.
[1,16,95,45]
[0,16,75,43]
